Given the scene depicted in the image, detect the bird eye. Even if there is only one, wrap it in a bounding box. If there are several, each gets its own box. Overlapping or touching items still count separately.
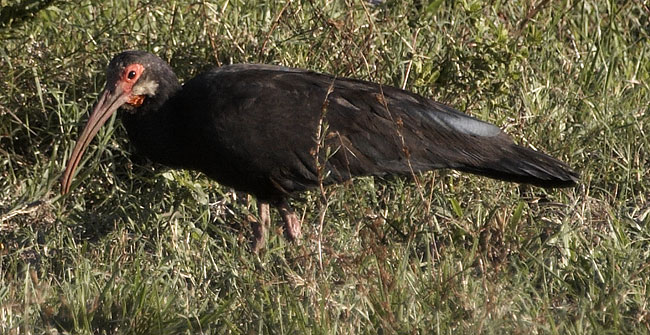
[127,70,137,80]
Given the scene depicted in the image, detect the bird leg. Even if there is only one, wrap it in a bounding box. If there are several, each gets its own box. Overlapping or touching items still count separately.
[251,202,271,253]
[278,200,302,241]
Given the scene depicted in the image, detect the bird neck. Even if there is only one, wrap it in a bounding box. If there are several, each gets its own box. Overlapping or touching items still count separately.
[120,83,187,167]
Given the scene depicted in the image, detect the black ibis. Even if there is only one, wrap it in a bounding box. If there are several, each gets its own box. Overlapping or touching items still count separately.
[62,51,578,251]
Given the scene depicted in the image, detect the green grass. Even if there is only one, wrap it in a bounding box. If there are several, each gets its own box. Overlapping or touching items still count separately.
[1,0,649,333]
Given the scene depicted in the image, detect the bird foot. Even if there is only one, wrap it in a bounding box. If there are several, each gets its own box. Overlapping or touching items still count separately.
[250,200,301,251]
[251,202,270,253]
[278,201,302,241]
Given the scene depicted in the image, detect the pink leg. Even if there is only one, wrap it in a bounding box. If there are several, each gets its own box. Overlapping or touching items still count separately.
[278,200,302,241]
[251,202,270,253]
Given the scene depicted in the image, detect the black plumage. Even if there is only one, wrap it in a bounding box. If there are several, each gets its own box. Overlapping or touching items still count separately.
[62,51,579,251]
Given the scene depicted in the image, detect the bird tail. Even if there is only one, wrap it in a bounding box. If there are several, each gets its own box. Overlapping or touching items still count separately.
[456,143,579,188]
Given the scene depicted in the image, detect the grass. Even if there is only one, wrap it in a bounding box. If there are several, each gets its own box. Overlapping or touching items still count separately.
[1,0,649,333]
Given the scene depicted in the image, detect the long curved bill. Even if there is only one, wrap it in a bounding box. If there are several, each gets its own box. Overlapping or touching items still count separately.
[61,85,128,194]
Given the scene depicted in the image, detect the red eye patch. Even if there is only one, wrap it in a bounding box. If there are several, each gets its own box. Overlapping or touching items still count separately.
[123,63,144,84]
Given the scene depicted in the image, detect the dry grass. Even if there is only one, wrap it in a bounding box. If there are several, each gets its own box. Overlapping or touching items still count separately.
[1,0,649,334]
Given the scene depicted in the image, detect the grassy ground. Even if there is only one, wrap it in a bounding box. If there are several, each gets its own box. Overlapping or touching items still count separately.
[1,0,648,333]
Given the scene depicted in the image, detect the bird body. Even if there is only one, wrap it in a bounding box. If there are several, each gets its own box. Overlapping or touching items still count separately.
[62,51,579,251]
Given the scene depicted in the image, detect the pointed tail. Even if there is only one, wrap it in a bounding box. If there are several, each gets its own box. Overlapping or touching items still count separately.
[457,142,579,188]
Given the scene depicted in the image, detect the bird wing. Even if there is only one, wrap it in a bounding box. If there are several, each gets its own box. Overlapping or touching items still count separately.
[177,64,577,199]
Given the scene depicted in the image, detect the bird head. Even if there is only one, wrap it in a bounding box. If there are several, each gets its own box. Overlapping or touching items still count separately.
[61,51,179,194]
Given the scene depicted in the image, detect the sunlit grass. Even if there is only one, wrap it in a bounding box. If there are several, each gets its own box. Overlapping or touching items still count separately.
[1,0,649,334]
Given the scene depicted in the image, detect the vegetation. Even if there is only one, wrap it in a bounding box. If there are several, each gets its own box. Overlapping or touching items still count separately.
[1,0,648,333]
